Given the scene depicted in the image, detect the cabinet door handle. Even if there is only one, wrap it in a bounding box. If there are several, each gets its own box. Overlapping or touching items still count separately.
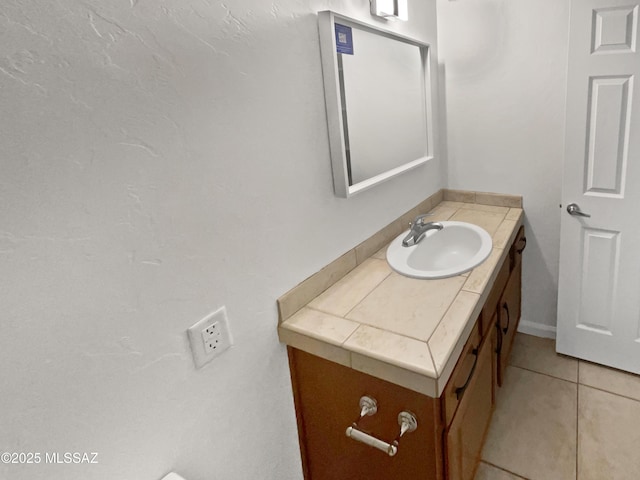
[517,236,527,254]
[502,302,510,334]
[495,322,503,354]
[454,347,479,400]
[345,407,418,457]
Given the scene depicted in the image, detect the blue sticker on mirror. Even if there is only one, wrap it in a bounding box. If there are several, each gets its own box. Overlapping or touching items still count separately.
[335,23,354,55]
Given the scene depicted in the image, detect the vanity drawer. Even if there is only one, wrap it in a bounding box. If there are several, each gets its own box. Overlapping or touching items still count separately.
[480,256,509,338]
[442,319,483,426]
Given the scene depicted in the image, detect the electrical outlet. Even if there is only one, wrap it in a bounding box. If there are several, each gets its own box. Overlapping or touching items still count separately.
[187,306,233,368]
[202,321,225,354]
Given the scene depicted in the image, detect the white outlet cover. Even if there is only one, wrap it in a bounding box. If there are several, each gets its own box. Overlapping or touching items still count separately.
[187,306,233,369]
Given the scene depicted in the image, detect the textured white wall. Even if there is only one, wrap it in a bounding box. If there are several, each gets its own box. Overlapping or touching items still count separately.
[437,0,571,334]
[0,1,442,479]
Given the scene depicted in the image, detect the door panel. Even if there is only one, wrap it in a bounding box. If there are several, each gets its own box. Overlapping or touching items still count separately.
[557,0,640,373]
[585,75,632,196]
[592,6,638,54]
[577,228,620,333]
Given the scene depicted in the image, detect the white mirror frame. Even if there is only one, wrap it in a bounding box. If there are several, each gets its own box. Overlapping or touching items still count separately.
[318,10,435,198]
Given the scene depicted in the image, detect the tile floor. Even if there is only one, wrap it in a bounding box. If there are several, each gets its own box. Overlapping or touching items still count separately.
[474,333,640,480]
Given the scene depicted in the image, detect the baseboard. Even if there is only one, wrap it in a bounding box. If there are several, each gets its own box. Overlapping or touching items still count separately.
[517,318,556,339]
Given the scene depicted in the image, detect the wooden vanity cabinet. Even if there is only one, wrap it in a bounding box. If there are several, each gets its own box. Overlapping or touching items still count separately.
[286,227,525,480]
[287,316,496,480]
[288,347,445,480]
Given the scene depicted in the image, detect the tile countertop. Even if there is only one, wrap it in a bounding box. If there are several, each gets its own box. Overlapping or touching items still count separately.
[277,190,524,398]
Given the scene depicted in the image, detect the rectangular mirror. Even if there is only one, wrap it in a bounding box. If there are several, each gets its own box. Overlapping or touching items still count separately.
[318,11,434,198]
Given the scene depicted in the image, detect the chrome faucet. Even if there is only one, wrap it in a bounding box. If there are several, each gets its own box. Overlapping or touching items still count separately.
[402,214,443,247]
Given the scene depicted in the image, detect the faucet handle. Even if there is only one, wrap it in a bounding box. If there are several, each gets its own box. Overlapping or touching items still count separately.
[410,213,434,228]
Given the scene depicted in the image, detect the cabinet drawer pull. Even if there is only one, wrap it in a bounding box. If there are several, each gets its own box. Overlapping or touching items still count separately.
[454,347,479,400]
[495,322,503,354]
[517,236,527,254]
[345,397,417,457]
[502,302,510,334]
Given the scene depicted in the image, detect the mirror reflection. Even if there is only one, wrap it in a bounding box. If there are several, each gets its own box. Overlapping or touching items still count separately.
[339,27,427,185]
[319,11,434,198]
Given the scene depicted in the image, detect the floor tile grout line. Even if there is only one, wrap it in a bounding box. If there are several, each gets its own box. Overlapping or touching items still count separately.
[509,364,577,385]
[480,460,530,479]
[578,382,640,404]
[507,338,640,402]
[575,359,640,402]
[504,336,640,480]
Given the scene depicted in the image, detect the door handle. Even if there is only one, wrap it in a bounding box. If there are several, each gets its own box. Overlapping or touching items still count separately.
[516,236,527,254]
[567,203,591,217]
[455,347,479,399]
[502,302,511,334]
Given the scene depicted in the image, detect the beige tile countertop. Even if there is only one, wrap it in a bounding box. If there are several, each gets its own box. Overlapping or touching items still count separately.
[277,189,524,398]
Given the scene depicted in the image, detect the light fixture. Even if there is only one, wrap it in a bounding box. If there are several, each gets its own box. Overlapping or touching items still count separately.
[370,0,408,21]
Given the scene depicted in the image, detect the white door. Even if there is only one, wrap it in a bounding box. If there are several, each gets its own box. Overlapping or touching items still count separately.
[557,0,640,373]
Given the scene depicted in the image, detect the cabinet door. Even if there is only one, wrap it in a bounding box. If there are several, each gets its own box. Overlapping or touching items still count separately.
[489,312,499,402]
[445,334,494,480]
[288,348,444,480]
[497,261,522,385]
[479,257,509,338]
[442,320,482,426]
[510,225,526,271]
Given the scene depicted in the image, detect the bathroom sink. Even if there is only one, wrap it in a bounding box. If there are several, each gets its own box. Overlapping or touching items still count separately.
[386,221,492,279]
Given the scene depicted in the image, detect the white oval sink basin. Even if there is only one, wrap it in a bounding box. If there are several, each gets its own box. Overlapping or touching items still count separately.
[386,221,492,279]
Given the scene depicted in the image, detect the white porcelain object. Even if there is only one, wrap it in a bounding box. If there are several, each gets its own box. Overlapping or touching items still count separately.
[161,473,187,480]
[386,221,492,279]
